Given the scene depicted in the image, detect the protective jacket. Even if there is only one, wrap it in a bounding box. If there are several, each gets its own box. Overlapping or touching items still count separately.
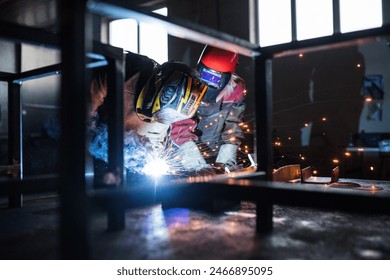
[170,74,246,170]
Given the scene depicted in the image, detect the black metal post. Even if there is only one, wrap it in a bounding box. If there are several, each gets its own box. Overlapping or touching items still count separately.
[7,81,23,208]
[291,0,297,41]
[333,0,341,34]
[253,52,274,232]
[106,49,125,231]
[59,0,91,259]
[253,54,273,180]
[0,20,59,48]
[106,54,124,180]
[256,199,273,234]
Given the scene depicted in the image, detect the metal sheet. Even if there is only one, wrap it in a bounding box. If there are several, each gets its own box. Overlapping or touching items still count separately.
[272,164,301,182]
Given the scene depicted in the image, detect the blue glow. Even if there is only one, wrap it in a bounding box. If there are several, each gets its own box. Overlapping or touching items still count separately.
[88,124,153,173]
[163,208,190,228]
[200,68,222,88]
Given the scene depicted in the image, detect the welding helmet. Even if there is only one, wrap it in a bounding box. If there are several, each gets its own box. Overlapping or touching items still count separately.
[136,61,208,124]
[196,45,238,90]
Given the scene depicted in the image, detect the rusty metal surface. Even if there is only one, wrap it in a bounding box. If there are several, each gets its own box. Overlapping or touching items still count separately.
[301,166,339,184]
[272,164,301,182]
[300,166,378,190]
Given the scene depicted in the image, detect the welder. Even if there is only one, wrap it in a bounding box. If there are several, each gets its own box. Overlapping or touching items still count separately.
[88,51,208,180]
[169,45,246,174]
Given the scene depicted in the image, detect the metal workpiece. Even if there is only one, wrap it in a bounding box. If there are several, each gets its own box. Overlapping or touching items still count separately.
[272,164,302,183]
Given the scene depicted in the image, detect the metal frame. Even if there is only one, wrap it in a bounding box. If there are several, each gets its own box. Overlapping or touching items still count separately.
[83,0,390,234]
[0,0,389,259]
[0,58,62,208]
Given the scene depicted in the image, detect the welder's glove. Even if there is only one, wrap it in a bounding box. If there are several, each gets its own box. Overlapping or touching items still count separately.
[215,144,238,168]
[176,141,211,172]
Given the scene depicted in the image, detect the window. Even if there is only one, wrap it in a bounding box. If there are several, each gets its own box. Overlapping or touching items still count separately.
[258,0,292,47]
[109,19,138,53]
[109,7,168,64]
[340,0,382,33]
[139,8,168,64]
[258,0,383,46]
[296,0,333,40]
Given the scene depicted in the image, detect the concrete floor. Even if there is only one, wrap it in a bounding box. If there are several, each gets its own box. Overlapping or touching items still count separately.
[1,191,390,260]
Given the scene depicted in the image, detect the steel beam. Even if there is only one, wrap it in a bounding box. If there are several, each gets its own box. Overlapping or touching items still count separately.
[0,174,59,195]
[0,71,13,81]
[333,0,341,34]
[7,79,23,208]
[5,64,61,84]
[92,43,125,186]
[267,24,390,58]
[87,0,260,57]
[256,199,273,234]
[0,20,59,48]
[290,0,297,41]
[253,55,273,180]
[105,45,125,230]
[106,51,124,177]
[59,0,91,259]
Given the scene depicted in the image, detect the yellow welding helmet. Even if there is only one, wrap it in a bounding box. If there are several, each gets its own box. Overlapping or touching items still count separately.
[136,61,208,124]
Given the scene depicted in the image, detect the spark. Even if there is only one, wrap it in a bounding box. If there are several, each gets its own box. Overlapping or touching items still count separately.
[365,97,373,102]
[142,158,169,178]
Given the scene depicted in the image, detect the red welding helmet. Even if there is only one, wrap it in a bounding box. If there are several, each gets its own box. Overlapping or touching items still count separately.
[196,45,238,90]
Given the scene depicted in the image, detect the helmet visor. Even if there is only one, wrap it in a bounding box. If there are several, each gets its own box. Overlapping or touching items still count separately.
[196,62,231,90]
[199,67,222,88]
[136,63,208,123]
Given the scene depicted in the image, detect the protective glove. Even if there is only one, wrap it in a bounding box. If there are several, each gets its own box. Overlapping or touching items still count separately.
[175,141,210,172]
[215,144,238,167]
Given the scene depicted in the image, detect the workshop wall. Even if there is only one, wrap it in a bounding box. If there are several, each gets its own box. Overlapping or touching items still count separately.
[358,39,390,133]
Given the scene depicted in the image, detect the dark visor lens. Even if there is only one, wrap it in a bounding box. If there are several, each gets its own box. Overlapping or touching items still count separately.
[200,68,222,88]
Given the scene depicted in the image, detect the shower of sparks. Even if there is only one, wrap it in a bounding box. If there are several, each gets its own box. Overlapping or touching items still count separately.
[88,110,257,177]
[142,158,170,177]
